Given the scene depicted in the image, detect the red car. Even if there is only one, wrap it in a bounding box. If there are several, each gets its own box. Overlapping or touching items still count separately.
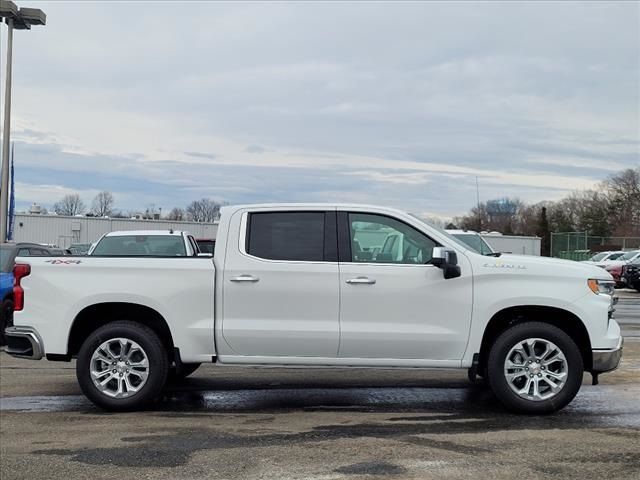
[604,263,624,287]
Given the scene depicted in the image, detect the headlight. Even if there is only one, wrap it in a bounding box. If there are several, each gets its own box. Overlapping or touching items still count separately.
[588,279,615,295]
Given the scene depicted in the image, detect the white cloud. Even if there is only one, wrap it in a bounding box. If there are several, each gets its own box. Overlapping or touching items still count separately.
[14,182,100,207]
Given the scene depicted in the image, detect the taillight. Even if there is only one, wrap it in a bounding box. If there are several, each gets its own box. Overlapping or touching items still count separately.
[13,263,31,311]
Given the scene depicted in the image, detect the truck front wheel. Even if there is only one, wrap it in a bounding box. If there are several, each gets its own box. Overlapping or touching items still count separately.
[487,322,583,413]
[76,321,169,411]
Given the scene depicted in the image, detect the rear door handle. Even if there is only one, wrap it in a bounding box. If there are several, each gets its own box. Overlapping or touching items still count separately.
[346,276,376,285]
[230,275,260,283]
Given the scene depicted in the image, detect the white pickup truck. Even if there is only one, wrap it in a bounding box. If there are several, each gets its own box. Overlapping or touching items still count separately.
[5,204,623,413]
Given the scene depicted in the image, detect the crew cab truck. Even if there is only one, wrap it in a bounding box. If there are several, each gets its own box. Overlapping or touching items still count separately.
[5,204,623,413]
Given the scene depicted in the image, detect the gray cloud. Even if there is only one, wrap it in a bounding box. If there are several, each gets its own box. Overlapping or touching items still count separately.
[184,151,216,160]
[4,1,639,217]
[245,144,267,154]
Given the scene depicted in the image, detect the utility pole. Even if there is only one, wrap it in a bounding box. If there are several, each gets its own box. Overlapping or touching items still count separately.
[475,176,481,231]
[0,15,14,242]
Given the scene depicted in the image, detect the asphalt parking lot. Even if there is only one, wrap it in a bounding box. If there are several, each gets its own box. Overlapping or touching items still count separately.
[1,291,639,480]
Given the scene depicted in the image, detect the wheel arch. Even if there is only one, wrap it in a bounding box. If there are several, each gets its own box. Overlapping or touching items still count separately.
[67,302,175,360]
[478,305,592,373]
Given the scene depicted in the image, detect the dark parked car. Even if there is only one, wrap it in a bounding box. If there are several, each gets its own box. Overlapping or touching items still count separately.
[0,243,66,345]
[196,238,216,255]
[622,259,640,292]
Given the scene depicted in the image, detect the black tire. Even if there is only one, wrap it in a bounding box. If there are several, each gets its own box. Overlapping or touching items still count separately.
[76,321,169,411]
[487,322,583,414]
[168,363,201,382]
[0,299,13,346]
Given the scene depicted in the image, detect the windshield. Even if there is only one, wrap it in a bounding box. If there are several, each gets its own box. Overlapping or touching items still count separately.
[620,251,640,261]
[1,244,16,272]
[91,235,187,256]
[450,233,494,255]
[590,252,608,261]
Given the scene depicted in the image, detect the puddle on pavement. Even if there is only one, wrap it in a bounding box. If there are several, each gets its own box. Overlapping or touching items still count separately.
[1,384,639,428]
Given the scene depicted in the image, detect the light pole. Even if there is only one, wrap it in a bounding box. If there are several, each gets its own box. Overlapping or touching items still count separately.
[0,0,45,242]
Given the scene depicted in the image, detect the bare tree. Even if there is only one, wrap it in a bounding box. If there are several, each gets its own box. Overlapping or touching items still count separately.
[186,198,221,223]
[53,194,86,216]
[166,207,186,221]
[605,168,640,236]
[91,191,115,217]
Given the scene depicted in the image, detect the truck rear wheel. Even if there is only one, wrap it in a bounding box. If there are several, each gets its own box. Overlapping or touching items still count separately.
[0,299,13,346]
[487,322,583,413]
[76,321,169,411]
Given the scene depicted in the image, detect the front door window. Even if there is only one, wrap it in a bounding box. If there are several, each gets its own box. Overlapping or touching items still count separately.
[349,213,437,264]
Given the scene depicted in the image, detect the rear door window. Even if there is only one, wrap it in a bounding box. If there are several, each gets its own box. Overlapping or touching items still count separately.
[246,212,326,261]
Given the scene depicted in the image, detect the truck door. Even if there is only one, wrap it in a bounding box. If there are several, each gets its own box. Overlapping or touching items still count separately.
[337,211,473,361]
[221,209,340,358]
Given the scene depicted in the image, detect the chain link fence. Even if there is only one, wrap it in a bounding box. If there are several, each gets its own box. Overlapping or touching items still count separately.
[551,232,640,260]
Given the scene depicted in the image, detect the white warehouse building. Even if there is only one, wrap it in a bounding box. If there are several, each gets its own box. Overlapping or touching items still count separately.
[11,214,218,249]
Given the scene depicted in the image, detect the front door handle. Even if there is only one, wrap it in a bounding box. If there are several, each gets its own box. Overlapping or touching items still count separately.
[346,276,376,285]
[230,275,260,283]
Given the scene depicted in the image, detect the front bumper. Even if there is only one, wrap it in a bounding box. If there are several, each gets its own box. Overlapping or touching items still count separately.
[592,336,623,373]
[4,326,44,360]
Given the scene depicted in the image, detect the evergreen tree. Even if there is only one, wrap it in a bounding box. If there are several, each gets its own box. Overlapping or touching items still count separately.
[536,206,551,256]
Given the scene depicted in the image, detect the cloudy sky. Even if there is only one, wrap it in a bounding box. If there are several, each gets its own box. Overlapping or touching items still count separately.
[1,1,638,219]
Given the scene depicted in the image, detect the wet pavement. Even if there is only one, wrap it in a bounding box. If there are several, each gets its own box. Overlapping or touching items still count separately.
[616,291,640,337]
[0,296,639,479]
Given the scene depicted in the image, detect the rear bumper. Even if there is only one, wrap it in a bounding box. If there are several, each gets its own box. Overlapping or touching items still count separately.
[592,336,623,373]
[4,326,44,360]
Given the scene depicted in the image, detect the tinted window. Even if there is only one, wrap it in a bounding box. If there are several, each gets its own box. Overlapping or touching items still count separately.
[91,235,187,256]
[1,245,16,272]
[247,212,325,261]
[197,240,216,254]
[349,213,437,264]
[17,248,30,256]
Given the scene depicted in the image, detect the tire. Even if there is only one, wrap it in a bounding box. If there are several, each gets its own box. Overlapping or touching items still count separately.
[487,322,583,414]
[76,321,169,411]
[168,363,201,382]
[0,299,13,346]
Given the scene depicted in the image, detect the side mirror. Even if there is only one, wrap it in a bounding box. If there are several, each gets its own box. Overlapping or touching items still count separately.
[431,247,461,279]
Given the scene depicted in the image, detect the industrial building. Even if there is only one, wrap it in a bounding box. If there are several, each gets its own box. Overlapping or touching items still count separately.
[11,213,218,248]
[481,233,541,256]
